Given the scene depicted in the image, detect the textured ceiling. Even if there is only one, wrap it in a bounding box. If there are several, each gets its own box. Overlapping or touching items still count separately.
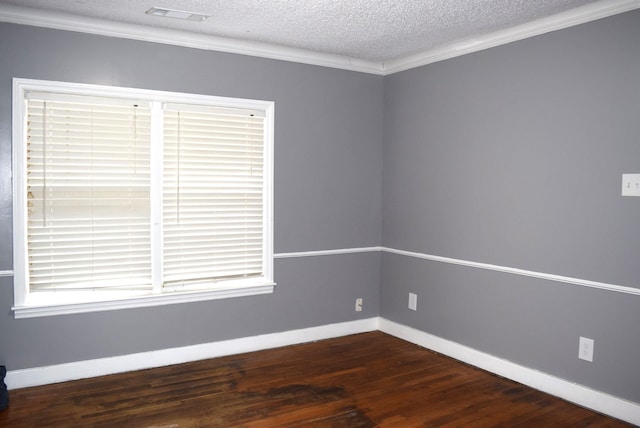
[0,0,606,63]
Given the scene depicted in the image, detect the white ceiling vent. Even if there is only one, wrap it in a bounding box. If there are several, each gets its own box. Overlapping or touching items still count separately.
[145,7,209,22]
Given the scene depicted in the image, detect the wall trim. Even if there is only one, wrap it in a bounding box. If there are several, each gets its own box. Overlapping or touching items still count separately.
[5,317,378,390]
[381,247,640,296]
[0,1,638,76]
[7,244,636,295]
[0,3,383,75]
[381,0,640,74]
[275,246,640,296]
[378,318,640,426]
[274,246,381,259]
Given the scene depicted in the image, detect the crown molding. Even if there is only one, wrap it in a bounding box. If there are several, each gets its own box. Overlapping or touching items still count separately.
[0,0,638,76]
[0,4,385,75]
[382,0,640,74]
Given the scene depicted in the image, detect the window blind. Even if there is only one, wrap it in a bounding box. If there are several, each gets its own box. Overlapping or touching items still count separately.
[25,94,152,292]
[162,104,265,288]
[18,81,272,308]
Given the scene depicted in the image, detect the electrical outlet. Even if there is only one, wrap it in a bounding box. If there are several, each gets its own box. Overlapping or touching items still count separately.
[355,298,363,312]
[578,337,594,362]
[622,174,640,196]
[408,293,417,311]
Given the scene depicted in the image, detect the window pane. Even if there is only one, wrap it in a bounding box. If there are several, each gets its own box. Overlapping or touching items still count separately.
[26,97,153,292]
[162,105,265,287]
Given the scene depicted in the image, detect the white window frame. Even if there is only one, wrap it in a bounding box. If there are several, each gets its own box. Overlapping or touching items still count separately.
[12,78,275,318]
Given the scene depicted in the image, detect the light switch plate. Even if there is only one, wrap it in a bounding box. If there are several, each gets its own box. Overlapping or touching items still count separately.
[408,293,417,311]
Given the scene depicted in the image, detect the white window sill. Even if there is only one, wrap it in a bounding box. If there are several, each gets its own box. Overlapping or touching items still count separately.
[12,283,276,319]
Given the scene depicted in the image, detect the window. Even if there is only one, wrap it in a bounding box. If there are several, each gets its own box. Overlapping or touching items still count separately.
[12,79,274,318]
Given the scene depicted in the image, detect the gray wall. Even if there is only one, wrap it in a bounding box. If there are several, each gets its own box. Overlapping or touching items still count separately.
[381,9,640,403]
[1,7,639,408]
[0,23,383,369]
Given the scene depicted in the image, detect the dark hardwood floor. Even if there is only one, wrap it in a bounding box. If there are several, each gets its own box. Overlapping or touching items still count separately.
[0,332,631,427]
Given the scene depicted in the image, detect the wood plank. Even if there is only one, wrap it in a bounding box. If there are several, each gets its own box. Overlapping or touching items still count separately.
[0,332,631,427]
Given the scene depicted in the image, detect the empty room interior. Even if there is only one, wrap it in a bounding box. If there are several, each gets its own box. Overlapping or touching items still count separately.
[0,0,639,426]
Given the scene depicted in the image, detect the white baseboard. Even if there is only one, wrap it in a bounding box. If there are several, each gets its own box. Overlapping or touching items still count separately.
[6,316,639,425]
[378,318,640,426]
[5,317,378,390]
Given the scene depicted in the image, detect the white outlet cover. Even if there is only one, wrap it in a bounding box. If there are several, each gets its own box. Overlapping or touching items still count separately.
[579,336,594,362]
[622,173,640,196]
